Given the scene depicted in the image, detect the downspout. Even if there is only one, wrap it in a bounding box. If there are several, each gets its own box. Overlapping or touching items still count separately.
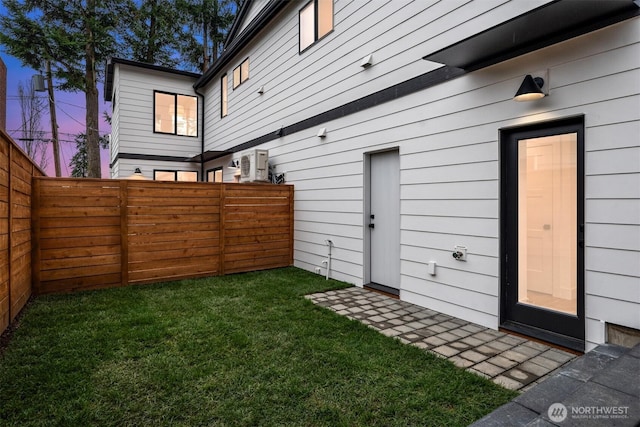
[194,86,205,181]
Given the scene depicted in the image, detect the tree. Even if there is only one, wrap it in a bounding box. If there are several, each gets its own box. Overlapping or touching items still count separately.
[0,0,124,178]
[120,0,183,67]
[69,132,109,178]
[16,79,48,170]
[176,0,236,72]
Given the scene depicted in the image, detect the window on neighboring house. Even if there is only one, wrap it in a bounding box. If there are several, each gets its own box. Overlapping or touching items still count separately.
[154,170,198,181]
[221,74,228,117]
[232,58,249,89]
[299,0,333,53]
[207,167,223,183]
[154,91,198,137]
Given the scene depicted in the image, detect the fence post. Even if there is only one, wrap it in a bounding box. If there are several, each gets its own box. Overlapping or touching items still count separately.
[120,180,129,287]
[6,144,12,318]
[289,186,294,266]
[219,183,226,276]
[31,177,41,295]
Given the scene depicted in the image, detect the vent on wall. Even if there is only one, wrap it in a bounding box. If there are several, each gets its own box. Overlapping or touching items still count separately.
[240,149,269,182]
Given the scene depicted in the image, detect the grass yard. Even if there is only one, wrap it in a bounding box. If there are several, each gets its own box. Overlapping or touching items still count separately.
[0,267,516,426]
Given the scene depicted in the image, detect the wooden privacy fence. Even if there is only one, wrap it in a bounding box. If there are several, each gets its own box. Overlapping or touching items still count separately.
[0,130,45,335]
[32,178,294,294]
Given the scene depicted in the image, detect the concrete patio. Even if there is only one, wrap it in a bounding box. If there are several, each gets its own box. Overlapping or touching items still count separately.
[306,286,640,425]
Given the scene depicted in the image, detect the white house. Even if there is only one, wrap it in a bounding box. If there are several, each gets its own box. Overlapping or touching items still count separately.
[105,0,640,352]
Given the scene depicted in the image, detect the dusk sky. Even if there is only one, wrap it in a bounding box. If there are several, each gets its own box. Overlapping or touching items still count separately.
[2,53,112,178]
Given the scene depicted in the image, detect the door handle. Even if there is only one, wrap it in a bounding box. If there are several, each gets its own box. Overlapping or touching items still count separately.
[368,223,375,229]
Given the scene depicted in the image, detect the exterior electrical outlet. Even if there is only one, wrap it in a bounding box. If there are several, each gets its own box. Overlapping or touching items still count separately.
[453,246,467,261]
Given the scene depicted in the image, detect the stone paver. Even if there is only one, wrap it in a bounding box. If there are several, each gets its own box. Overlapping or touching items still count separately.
[305,286,576,391]
[306,287,639,425]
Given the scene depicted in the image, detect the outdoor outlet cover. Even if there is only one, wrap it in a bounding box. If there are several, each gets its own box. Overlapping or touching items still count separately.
[453,245,467,261]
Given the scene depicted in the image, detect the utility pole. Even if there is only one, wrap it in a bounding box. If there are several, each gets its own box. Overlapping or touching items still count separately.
[45,60,61,177]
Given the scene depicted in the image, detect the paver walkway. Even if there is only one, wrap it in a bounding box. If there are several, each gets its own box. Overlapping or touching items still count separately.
[306,287,640,425]
[472,343,640,426]
[305,287,576,392]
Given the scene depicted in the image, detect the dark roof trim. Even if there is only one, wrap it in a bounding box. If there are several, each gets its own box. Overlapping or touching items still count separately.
[104,58,201,102]
[195,0,289,89]
[110,152,198,169]
[423,0,640,71]
[224,0,254,46]
[188,150,227,163]
[200,65,465,162]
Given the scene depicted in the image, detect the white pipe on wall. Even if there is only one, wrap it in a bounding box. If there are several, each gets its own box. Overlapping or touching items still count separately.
[324,239,333,280]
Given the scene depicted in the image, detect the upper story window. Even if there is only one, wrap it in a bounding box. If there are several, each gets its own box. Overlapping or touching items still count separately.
[233,58,249,89]
[299,0,333,53]
[221,74,228,117]
[154,91,198,137]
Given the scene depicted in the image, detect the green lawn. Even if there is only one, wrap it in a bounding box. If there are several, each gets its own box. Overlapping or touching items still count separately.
[0,267,516,426]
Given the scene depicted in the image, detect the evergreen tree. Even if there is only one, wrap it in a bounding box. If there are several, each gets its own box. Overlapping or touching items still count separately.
[69,132,109,178]
[0,0,125,178]
[120,0,183,67]
[176,0,236,72]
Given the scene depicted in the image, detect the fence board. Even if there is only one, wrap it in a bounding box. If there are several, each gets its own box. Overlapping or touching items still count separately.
[31,180,293,294]
[0,131,45,333]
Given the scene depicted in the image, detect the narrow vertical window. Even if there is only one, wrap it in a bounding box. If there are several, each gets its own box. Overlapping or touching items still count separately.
[299,2,315,52]
[177,95,197,136]
[233,66,241,89]
[232,58,250,89]
[299,0,333,53]
[317,0,333,39]
[154,92,175,133]
[221,74,228,117]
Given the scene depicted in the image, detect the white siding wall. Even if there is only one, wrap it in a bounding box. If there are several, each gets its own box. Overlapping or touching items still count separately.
[110,68,121,169]
[112,64,201,178]
[200,0,639,351]
[203,0,549,152]
[237,0,270,35]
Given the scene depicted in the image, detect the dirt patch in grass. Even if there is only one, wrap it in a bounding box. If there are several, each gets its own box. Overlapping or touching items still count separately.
[0,296,33,357]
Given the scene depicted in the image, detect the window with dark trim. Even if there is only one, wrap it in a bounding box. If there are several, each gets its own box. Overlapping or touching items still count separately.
[221,74,228,117]
[232,58,249,89]
[154,91,198,137]
[153,170,198,182]
[206,167,223,183]
[299,0,333,53]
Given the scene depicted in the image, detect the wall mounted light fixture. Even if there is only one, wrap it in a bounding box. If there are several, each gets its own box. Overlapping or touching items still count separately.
[227,160,239,169]
[127,167,149,180]
[514,74,545,101]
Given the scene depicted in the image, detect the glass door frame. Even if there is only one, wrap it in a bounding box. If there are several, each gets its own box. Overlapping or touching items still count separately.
[500,116,585,352]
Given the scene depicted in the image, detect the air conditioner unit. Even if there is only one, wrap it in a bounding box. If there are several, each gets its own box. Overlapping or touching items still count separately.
[240,149,269,182]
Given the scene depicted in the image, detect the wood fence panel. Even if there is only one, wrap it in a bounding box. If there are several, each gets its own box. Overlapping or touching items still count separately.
[126,181,221,285]
[0,130,45,335]
[222,184,294,275]
[30,179,293,295]
[0,136,8,333]
[34,179,122,294]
